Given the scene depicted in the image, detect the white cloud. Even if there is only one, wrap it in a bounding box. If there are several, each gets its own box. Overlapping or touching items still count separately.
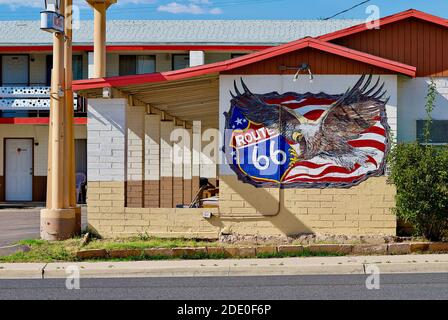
[158,0,222,15]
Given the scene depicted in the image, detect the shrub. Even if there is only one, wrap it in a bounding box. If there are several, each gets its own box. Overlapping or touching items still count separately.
[388,80,448,241]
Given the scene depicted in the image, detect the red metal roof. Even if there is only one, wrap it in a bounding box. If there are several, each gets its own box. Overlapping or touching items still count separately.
[319,9,448,42]
[73,37,416,91]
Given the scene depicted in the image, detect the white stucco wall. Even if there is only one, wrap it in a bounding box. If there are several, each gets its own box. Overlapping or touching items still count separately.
[218,74,398,176]
[0,124,86,176]
[397,76,448,142]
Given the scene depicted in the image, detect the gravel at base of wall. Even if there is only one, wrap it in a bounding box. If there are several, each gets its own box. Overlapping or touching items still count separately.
[76,242,448,260]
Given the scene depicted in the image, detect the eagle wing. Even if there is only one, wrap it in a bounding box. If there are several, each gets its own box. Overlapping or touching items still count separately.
[230,79,301,141]
[321,75,388,141]
[301,75,389,166]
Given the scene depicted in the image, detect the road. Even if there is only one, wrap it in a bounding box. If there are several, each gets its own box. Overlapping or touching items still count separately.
[0,207,87,247]
[1,273,447,300]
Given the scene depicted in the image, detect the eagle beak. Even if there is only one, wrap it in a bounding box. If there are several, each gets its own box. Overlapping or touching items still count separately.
[292,132,303,143]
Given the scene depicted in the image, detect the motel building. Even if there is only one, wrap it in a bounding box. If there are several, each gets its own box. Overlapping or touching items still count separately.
[3,9,448,239]
[0,17,362,203]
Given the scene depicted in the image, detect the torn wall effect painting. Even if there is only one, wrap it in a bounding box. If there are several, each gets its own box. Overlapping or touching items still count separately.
[224,75,391,188]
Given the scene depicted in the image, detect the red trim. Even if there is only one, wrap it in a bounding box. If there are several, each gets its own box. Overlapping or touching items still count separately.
[319,9,448,42]
[0,44,269,53]
[73,37,416,90]
[0,118,87,125]
[0,46,93,52]
[105,45,271,51]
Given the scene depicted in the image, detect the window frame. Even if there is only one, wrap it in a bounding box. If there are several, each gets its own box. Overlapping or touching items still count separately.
[119,54,156,76]
[171,54,190,71]
[416,119,448,145]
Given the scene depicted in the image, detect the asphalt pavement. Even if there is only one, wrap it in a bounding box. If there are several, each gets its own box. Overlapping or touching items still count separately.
[0,207,87,247]
[0,273,447,300]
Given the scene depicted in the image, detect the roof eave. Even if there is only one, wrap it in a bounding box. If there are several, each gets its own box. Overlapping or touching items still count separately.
[319,9,448,42]
[73,37,416,91]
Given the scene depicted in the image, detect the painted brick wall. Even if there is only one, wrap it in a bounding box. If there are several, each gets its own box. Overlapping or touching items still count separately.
[217,74,399,236]
[173,125,184,207]
[219,176,396,236]
[88,181,220,238]
[86,87,398,238]
[160,121,174,208]
[126,105,145,207]
[87,98,126,182]
[144,114,161,208]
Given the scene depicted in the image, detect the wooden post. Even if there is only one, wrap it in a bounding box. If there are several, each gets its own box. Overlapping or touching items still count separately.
[87,0,117,78]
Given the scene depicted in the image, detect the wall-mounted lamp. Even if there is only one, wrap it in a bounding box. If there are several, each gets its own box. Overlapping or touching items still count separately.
[293,63,314,83]
[279,62,314,83]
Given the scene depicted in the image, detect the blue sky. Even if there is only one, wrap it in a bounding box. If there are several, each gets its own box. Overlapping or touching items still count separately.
[0,0,447,20]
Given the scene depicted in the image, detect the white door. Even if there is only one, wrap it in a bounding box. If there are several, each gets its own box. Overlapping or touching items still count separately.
[5,139,33,201]
[2,55,29,86]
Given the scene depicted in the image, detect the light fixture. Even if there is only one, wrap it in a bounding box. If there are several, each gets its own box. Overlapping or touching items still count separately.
[293,63,314,83]
[41,0,64,34]
[45,0,60,12]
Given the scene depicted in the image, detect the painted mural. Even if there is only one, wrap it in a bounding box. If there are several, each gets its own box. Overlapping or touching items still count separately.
[223,75,391,188]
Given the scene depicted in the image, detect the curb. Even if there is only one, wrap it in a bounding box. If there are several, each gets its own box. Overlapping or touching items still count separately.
[3,254,448,279]
[75,242,448,260]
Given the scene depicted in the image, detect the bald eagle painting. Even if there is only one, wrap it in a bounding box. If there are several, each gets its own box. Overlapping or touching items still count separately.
[224,75,391,188]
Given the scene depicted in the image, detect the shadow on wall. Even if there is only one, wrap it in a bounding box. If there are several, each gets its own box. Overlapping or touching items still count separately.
[219,175,313,236]
[88,100,127,135]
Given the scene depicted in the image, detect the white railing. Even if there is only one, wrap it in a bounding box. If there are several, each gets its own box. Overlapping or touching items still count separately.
[0,86,78,110]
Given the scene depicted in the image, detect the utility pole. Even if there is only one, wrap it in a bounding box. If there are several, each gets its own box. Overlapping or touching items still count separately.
[64,0,81,233]
[40,0,77,240]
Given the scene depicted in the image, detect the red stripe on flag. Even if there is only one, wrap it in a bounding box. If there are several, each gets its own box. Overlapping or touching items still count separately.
[366,155,378,167]
[293,161,332,169]
[348,139,386,152]
[287,174,366,184]
[286,164,361,180]
[361,126,386,136]
[303,109,326,120]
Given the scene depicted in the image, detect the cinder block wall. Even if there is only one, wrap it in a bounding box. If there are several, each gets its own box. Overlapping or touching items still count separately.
[87,99,221,238]
[87,97,396,239]
[219,176,396,236]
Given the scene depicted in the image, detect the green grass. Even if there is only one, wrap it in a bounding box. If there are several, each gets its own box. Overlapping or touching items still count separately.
[0,237,345,263]
[83,237,217,250]
[0,239,79,263]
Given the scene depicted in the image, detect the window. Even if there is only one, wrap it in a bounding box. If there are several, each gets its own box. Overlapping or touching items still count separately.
[1,55,29,86]
[417,120,448,144]
[72,55,83,80]
[46,55,84,86]
[231,53,247,59]
[172,54,190,70]
[119,55,156,76]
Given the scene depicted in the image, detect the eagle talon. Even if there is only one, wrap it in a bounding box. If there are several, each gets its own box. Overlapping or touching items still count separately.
[289,147,300,166]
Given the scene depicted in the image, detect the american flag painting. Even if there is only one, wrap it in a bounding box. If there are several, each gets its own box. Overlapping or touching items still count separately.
[224,75,390,188]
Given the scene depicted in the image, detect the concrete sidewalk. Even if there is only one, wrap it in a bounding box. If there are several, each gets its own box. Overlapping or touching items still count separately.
[1,254,448,279]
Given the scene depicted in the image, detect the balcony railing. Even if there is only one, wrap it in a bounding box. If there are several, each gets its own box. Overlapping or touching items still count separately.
[0,85,87,116]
